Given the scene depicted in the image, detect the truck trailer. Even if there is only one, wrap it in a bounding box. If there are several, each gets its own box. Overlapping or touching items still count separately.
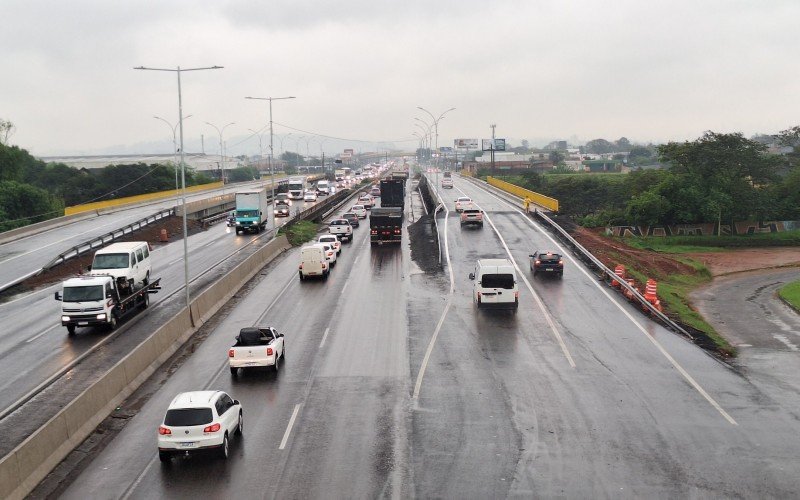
[369,207,403,245]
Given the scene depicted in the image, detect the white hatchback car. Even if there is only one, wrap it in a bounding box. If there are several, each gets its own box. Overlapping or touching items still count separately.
[304,190,318,202]
[157,390,242,462]
[315,242,337,267]
[318,234,342,255]
[350,205,367,218]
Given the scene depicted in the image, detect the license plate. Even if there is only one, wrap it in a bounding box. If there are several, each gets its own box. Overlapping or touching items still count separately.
[545,269,553,272]
[179,442,196,448]
[78,322,88,325]
[244,362,258,366]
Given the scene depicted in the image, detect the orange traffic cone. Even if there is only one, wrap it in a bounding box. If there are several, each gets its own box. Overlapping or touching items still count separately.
[611,264,626,288]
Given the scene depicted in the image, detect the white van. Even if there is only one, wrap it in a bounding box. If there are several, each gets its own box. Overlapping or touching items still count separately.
[298,245,329,281]
[90,241,152,288]
[468,259,518,310]
[316,180,331,195]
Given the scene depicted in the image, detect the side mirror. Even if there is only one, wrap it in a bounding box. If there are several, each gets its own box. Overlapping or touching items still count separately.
[528,255,534,258]
[86,265,92,271]
[233,399,240,406]
[106,292,113,299]
[278,333,284,338]
[54,292,62,301]
[468,273,475,280]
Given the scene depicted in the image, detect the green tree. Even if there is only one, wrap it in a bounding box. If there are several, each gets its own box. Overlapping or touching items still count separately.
[548,151,565,164]
[0,180,64,231]
[625,190,671,226]
[0,119,15,146]
[585,138,615,154]
[615,137,631,151]
[227,166,261,183]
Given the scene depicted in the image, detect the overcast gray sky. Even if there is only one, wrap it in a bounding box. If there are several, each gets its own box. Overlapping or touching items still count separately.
[3,0,800,157]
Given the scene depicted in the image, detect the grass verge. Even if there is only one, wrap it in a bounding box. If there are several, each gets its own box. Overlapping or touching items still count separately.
[779,280,800,313]
[625,230,800,252]
[278,220,319,246]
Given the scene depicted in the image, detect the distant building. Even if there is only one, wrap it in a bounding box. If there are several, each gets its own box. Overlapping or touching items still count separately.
[582,159,622,172]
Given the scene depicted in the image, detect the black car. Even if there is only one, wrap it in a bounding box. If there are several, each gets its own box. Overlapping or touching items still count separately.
[226,211,236,226]
[529,251,564,278]
[342,212,360,228]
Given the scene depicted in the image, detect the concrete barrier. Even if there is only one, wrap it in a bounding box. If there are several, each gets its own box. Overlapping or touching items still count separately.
[0,235,292,500]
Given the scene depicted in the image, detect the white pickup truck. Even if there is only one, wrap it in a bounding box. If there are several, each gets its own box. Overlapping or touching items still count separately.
[328,218,353,242]
[228,327,285,376]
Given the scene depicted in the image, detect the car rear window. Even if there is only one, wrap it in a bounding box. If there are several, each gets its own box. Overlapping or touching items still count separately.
[164,408,213,426]
[482,273,515,289]
[538,254,561,262]
[463,209,480,214]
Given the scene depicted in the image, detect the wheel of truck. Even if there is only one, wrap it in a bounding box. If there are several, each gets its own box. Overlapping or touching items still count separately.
[235,228,241,235]
[143,272,149,286]
[299,272,305,281]
[66,325,76,336]
[108,313,117,331]
[230,367,238,376]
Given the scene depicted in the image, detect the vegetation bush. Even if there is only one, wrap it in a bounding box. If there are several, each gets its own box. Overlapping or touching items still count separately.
[278,220,319,246]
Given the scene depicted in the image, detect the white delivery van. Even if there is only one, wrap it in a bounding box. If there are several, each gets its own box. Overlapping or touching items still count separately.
[316,180,331,195]
[90,241,152,288]
[298,245,329,281]
[468,258,518,310]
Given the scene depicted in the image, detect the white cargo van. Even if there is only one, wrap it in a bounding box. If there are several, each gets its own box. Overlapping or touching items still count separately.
[468,259,518,310]
[298,245,329,281]
[316,180,331,195]
[90,241,152,288]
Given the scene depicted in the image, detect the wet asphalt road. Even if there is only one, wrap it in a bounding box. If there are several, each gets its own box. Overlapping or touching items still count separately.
[57,176,800,498]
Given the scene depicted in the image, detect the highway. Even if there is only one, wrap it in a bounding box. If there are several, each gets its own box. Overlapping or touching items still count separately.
[53,174,800,498]
[0,180,269,291]
[0,182,319,428]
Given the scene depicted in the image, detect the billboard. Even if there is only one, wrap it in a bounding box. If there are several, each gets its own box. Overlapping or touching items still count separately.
[482,139,506,151]
[454,138,479,149]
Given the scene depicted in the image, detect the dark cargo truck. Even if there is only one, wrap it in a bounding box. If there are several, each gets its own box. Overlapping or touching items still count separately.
[379,179,405,209]
[369,207,403,245]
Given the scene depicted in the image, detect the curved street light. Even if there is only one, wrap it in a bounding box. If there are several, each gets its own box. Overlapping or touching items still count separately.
[417,106,456,182]
[154,114,192,199]
[204,121,235,192]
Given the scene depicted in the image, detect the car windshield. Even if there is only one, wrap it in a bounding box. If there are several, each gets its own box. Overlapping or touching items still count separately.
[164,408,213,426]
[482,273,515,289]
[236,209,259,218]
[62,285,104,302]
[92,253,129,270]
[458,198,470,202]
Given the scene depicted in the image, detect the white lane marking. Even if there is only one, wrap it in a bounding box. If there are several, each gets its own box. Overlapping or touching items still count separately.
[353,256,360,266]
[340,280,349,295]
[279,404,301,450]
[473,181,737,425]
[26,323,60,343]
[481,210,576,368]
[413,197,454,400]
[166,258,181,267]
[319,327,331,348]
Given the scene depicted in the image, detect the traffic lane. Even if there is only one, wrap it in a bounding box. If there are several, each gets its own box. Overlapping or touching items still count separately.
[0,180,269,289]
[692,268,800,350]
[454,181,800,494]
[61,232,344,499]
[274,232,410,498]
[0,220,255,411]
[61,202,401,498]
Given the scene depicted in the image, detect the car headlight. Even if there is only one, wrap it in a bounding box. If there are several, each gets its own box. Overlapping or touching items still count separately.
[62,315,71,322]
[96,313,106,320]
[236,222,242,226]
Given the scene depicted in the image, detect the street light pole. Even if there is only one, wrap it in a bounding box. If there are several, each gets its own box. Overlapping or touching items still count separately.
[134,64,222,323]
[245,96,296,233]
[418,106,456,188]
[154,114,192,204]
[204,121,235,194]
[248,128,265,182]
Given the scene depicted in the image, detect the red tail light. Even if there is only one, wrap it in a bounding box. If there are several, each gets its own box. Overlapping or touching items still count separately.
[394,229,401,234]
[159,426,172,435]
[515,291,519,298]
[228,349,235,358]
[327,251,333,257]
[267,347,274,356]
[203,423,221,433]
[371,230,377,235]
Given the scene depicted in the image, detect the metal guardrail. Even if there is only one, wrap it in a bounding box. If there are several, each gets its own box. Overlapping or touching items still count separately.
[41,208,175,272]
[461,174,694,340]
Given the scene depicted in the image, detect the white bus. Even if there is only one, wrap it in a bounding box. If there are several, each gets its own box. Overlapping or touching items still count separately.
[287,176,306,200]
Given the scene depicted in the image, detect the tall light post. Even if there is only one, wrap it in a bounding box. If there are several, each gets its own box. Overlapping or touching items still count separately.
[414,120,432,160]
[248,128,266,181]
[412,132,425,162]
[154,113,192,202]
[417,106,456,187]
[134,64,223,323]
[277,132,292,163]
[292,135,304,167]
[245,96,296,233]
[204,121,235,193]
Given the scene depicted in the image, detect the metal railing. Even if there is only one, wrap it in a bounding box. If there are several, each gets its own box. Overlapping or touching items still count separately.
[41,208,175,272]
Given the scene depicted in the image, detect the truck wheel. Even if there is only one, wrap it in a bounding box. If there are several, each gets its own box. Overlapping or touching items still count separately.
[299,272,305,281]
[66,325,76,336]
[139,292,149,310]
[143,272,149,286]
[230,367,238,376]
